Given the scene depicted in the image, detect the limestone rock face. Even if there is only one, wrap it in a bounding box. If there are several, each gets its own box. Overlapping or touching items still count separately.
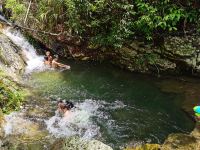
[111,35,200,76]
[0,30,26,77]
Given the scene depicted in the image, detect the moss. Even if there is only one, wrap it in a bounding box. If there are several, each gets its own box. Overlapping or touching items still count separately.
[0,46,10,66]
[0,70,29,114]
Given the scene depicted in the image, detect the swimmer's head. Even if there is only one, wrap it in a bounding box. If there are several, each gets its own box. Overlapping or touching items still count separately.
[46,51,51,56]
[65,101,74,109]
[57,100,74,110]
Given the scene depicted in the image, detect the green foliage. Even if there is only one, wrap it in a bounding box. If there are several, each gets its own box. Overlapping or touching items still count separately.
[0,74,26,114]
[5,0,26,21]
[4,0,200,47]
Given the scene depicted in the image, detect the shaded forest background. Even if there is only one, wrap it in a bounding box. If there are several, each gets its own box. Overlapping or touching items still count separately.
[3,0,200,48]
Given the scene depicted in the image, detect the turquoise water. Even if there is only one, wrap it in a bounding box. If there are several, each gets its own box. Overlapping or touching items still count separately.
[29,61,195,149]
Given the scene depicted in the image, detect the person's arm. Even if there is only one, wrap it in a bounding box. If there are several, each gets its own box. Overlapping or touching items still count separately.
[57,62,70,69]
[48,56,53,62]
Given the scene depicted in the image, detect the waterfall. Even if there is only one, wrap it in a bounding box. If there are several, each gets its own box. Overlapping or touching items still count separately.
[2,27,47,73]
[0,14,12,26]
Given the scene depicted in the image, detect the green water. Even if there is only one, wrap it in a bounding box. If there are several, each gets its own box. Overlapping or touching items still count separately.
[29,61,195,149]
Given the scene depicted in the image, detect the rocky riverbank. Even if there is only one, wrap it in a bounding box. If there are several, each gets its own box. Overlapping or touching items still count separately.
[24,28,200,77]
[125,124,200,150]
[110,35,200,77]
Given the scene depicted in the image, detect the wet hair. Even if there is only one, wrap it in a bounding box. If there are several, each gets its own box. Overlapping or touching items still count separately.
[57,100,63,104]
[57,100,74,110]
[44,56,48,61]
[65,101,74,109]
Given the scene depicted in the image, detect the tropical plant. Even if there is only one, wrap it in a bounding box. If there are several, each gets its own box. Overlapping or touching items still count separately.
[4,0,200,47]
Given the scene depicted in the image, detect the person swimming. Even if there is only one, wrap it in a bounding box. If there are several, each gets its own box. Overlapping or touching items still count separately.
[52,55,70,69]
[44,51,53,66]
[57,100,74,118]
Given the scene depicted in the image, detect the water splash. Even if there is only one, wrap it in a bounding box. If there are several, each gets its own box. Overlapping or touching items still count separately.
[3,112,37,136]
[45,99,101,140]
[45,99,126,140]
[2,28,47,73]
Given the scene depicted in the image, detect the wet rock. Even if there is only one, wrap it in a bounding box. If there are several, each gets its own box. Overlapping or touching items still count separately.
[0,109,5,138]
[0,28,26,77]
[110,35,200,76]
[161,133,199,150]
[1,136,51,150]
[51,136,113,150]
[0,116,50,150]
[190,122,200,139]
[164,36,196,58]
[125,144,160,150]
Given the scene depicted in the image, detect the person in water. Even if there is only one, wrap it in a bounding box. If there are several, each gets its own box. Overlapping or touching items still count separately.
[44,51,53,66]
[52,55,71,69]
[57,100,74,118]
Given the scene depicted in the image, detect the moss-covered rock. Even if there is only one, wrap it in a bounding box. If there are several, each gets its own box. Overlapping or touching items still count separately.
[124,144,160,150]
[0,70,28,114]
[0,29,26,77]
[109,35,200,76]
[51,136,113,150]
[164,36,196,58]
[161,133,199,150]
[0,109,5,139]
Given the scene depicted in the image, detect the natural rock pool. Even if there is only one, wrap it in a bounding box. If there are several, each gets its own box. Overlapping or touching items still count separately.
[0,27,197,150]
[26,62,195,149]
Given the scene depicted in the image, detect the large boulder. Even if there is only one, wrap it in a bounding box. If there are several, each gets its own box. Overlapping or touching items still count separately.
[161,133,200,150]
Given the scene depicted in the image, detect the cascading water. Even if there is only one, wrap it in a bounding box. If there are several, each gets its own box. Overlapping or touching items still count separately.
[2,27,46,73]
[0,14,12,26]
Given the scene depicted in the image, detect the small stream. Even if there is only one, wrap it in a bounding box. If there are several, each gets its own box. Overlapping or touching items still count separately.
[1,27,197,150]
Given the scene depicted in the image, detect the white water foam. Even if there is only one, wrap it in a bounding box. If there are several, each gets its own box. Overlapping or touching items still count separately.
[2,98,126,143]
[2,28,47,73]
[0,14,12,26]
[45,99,126,140]
[3,112,35,136]
[45,99,100,139]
